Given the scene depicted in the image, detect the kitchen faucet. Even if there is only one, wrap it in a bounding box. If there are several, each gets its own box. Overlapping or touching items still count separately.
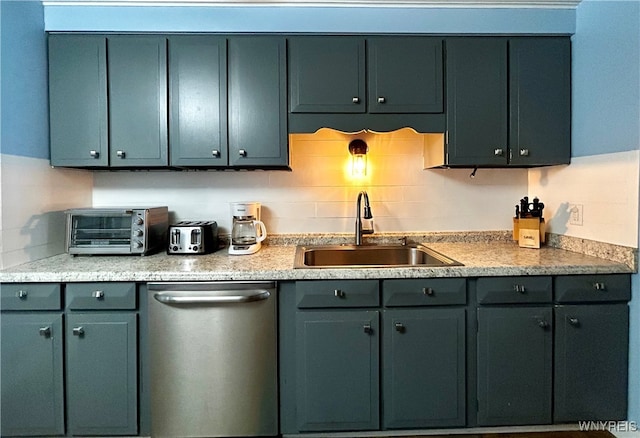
[355,191,374,245]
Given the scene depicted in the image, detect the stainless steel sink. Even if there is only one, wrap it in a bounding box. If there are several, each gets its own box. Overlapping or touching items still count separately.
[294,244,462,269]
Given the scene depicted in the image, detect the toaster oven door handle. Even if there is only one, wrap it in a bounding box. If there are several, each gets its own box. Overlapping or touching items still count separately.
[153,290,271,305]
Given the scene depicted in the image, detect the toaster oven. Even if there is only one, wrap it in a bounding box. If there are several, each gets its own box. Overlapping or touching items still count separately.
[65,207,169,255]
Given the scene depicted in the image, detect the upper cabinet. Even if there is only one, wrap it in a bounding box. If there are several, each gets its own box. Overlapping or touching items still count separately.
[288,36,445,133]
[108,36,169,167]
[169,36,228,167]
[49,35,108,167]
[228,37,289,167]
[48,34,288,169]
[289,36,366,114]
[438,37,571,167]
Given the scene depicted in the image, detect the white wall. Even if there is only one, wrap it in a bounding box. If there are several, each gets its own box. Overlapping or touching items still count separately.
[93,130,528,235]
[528,150,639,248]
[0,155,93,269]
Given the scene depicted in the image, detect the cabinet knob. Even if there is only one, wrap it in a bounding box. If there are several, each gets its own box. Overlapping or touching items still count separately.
[89,150,100,158]
[568,317,580,326]
[519,149,530,157]
[377,97,386,104]
[92,290,105,300]
[72,327,85,337]
[39,327,51,338]
[494,148,504,157]
[17,290,28,299]
[334,289,345,298]
[352,97,360,104]
[212,150,220,158]
[116,150,126,159]
[238,149,247,157]
[537,319,549,329]
[394,322,405,332]
[363,324,372,334]
[423,287,434,296]
[513,284,526,293]
[593,282,606,291]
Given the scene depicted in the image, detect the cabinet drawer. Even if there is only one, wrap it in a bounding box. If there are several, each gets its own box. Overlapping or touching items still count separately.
[382,278,466,306]
[296,280,379,308]
[1,283,62,310]
[477,276,552,304]
[66,282,136,310]
[555,275,630,303]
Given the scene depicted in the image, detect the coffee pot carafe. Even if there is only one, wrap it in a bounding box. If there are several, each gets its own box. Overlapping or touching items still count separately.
[229,202,267,255]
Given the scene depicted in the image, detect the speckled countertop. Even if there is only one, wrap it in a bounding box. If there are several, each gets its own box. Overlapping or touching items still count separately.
[1,232,636,283]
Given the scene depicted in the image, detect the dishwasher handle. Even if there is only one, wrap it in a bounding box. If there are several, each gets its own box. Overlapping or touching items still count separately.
[153,289,270,305]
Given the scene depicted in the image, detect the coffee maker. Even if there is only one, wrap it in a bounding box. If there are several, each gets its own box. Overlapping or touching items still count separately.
[229,202,267,255]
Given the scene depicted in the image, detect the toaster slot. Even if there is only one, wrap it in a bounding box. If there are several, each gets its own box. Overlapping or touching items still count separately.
[191,229,202,245]
[171,228,181,246]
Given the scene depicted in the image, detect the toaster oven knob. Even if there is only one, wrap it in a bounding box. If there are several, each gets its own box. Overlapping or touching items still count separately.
[134,240,143,248]
[133,229,143,237]
[134,217,144,225]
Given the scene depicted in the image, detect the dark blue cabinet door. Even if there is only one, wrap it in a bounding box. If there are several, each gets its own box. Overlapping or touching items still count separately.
[228,37,288,167]
[49,35,108,167]
[108,36,168,167]
[554,304,629,422]
[289,37,366,113]
[66,312,138,436]
[296,310,379,431]
[477,306,552,426]
[509,38,571,166]
[368,37,443,114]
[383,308,465,429]
[446,38,508,166]
[1,313,64,436]
[169,36,227,166]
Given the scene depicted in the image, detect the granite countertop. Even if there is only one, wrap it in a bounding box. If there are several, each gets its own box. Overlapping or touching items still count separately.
[1,232,636,283]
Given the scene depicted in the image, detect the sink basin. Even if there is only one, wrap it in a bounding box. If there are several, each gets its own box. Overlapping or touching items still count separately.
[294,244,463,269]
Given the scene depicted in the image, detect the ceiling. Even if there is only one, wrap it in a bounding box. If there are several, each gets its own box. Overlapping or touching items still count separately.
[42,0,582,8]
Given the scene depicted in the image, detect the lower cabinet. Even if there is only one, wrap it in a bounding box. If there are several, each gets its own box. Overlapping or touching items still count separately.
[296,310,380,432]
[477,306,553,426]
[554,304,629,422]
[1,312,65,437]
[281,279,467,434]
[66,313,138,435]
[0,282,139,437]
[383,308,466,429]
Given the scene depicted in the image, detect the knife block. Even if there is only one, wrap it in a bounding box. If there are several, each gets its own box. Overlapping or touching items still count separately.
[513,217,546,248]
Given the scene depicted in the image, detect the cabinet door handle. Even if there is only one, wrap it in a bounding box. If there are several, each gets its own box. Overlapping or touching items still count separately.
[394,322,405,332]
[72,327,85,337]
[89,150,100,158]
[352,97,360,104]
[537,319,549,329]
[513,284,526,293]
[212,150,220,158]
[17,290,28,299]
[238,149,247,157]
[593,282,606,291]
[568,317,580,326]
[494,148,504,157]
[363,324,372,334]
[423,287,434,296]
[377,96,385,104]
[334,289,345,298]
[92,290,105,299]
[39,327,51,338]
[519,148,530,157]
[116,150,126,159]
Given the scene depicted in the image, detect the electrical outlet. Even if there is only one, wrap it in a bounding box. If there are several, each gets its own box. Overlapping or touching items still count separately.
[569,204,583,226]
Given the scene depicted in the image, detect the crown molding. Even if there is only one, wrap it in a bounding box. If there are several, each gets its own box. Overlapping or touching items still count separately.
[42,0,582,9]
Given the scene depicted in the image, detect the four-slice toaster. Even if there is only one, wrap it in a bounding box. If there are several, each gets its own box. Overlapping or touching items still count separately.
[168,221,219,255]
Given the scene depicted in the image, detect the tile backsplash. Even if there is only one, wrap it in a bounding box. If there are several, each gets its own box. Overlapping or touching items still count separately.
[93,129,529,235]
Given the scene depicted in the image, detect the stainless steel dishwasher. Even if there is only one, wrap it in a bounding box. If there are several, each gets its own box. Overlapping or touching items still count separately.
[147,281,278,437]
